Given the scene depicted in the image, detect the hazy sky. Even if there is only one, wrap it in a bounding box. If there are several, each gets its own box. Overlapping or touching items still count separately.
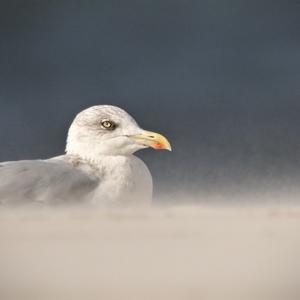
[0,1,300,199]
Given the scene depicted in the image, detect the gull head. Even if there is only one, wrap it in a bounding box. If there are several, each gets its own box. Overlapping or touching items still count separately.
[66,105,171,159]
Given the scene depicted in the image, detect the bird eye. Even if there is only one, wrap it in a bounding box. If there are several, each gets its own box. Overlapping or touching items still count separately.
[101,119,116,130]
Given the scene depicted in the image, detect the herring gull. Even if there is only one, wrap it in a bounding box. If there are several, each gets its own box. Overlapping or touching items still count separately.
[0,105,171,206]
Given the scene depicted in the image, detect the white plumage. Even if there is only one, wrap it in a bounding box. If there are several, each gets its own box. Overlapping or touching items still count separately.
[0,105,171,206]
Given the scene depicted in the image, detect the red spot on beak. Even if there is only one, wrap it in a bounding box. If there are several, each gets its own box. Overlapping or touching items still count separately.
[154,142,163,149]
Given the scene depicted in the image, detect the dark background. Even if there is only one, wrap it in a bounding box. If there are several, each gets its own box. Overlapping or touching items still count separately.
[1,0,300,201]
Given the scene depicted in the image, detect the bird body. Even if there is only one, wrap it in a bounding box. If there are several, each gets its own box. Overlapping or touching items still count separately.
[0,105,170,206]
[0,154,152,206]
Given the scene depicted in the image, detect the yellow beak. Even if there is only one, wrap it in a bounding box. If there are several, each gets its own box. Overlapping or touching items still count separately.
[129,130,172,151]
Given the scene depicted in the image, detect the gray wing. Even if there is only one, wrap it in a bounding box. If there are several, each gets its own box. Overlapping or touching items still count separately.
[0,159,99,206]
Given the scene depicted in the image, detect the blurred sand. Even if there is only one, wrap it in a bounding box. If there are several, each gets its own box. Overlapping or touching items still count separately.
[0,204,300,300]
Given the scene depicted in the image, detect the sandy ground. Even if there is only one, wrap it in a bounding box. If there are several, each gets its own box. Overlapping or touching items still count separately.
[0,204,300,300]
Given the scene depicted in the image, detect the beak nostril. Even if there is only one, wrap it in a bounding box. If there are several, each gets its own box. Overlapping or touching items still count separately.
[148,135,155,139]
